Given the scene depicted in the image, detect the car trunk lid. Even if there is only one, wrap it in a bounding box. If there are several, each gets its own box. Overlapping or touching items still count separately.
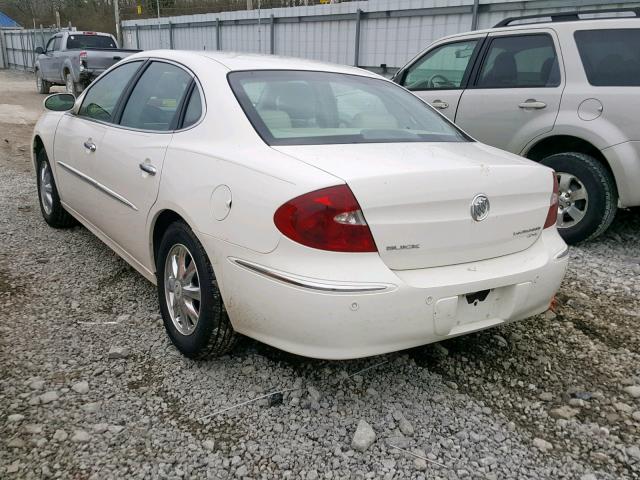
[274,142,553,270]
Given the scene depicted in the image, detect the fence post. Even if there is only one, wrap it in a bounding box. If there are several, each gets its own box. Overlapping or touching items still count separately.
[216,18,221,50]
[169,22,174,49]
[471,0,480,30]
[270,14,275,54]
[19,32,27,70]
[0,31,6,69]
[354,9,362,67]
[135,24,140,49]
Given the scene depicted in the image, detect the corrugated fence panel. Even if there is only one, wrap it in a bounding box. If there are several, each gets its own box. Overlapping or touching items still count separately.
[0,28,60,71]
[117,0,640,69]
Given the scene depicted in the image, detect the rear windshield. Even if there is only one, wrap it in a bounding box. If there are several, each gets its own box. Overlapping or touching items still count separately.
[66,34,116,49]
[228,70,469,146]
[574,29,640,86]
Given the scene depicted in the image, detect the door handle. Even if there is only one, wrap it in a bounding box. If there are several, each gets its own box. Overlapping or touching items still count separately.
[518,99,547,110]
[139,162,157,176]
[83,141,96,152]
[431,100,449,109]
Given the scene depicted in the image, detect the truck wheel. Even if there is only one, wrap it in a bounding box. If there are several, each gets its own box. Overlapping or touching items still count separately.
[64,72,79,95]
[157,221,238,359]
[36,149,77,228]
[36,70,50,94]
[540,152,617,244]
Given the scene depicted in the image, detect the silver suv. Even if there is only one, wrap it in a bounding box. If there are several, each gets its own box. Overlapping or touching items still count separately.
[393,8,640,243]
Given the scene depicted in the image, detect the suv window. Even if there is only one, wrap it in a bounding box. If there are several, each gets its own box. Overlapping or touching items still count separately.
[476,34,560,88]
[78,61,143,123]
[120,62,191,131]
[575,29,640,86]
[403,40,479,91]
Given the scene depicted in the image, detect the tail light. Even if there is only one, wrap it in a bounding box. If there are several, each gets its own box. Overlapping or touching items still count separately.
[543,172,559,229]
[274,185,377,252]
[79,51,88,61]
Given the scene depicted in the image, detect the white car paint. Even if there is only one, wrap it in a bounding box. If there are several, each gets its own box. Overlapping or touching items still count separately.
[32,50,568,359]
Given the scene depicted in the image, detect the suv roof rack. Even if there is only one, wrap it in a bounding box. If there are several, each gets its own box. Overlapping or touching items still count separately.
[493,7,640,28]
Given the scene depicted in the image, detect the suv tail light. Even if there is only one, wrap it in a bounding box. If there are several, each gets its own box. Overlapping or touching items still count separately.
[274,185,377,252]
[544,172,559,229]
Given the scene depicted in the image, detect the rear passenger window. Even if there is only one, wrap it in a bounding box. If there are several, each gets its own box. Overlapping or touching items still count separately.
[575,29,640,86]
[120,62,191,131]
[79,61,142,122]
[182,88,202,128]
[476,34,560,88]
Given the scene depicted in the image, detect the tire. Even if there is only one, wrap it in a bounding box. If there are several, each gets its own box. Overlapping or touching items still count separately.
[540,152,617,244]
[36,149,77,228]
[64,72,79,95]
[35,69,50,94]
[157,221,238,359]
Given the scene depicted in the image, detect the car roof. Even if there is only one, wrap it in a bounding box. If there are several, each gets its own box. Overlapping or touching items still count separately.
[438,17,639,42]
[129,49,381,78]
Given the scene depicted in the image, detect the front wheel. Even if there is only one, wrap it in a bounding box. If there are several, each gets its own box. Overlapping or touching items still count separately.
[157,222,238,359]
[36,150,77,228]
[36,70,50,94]
[540,152,617,244]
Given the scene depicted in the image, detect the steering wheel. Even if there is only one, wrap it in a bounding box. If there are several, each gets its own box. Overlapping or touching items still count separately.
[427,74,453,89]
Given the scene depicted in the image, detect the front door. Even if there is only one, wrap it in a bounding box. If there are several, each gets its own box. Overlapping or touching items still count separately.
[396,37,485,122]
[455,30,564,154]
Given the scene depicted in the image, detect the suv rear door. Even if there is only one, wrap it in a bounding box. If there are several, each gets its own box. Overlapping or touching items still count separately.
[394,35,486,121]
[455,29,564,154]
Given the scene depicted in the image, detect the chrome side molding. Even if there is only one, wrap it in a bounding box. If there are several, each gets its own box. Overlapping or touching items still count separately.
[230,258,393,293]
[57,161,138,211]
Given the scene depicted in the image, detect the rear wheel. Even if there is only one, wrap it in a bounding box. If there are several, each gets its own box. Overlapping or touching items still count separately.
[540,152,617,244]
[36,150,77,228]
[157,222,238,359]
[64,72,79,95]
[36,70,50,94]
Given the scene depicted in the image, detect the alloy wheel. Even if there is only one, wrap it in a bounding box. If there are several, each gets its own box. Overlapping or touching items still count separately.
[39,161,54,215]
[556,171,589,229]
[164,244,201,336]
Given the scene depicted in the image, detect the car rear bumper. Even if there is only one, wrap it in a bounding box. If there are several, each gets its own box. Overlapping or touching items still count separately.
[203,229,568,360]
[602,140,640,207]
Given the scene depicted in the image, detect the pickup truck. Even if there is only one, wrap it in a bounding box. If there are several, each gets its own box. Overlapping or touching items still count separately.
[34,31,140,95]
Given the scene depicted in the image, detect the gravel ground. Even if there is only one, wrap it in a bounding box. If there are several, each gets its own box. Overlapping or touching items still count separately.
[1,69,639,480]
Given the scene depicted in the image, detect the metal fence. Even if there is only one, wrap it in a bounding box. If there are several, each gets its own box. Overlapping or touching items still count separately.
[0,27,65,71]
[121,0,640,71]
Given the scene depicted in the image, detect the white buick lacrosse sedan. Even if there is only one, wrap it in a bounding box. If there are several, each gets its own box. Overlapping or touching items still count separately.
[32,51,568,360]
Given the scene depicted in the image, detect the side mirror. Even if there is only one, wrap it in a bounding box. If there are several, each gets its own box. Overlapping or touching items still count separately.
[44,93,76,112]
[35,46,44,55]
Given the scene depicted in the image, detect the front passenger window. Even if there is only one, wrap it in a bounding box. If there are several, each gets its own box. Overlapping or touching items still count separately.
[120,62,191,131]
[79,61,143,122]
[403,40,479,91]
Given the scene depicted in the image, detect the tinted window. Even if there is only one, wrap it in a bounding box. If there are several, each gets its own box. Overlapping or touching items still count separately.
[120,62,191,131]
[477,35,560,88]
[575,29,640,86]
[78,61,142,122]
[229,70,469,146]
[403,40,479,90]
[53,37,62,51]
[182,88,202,128]
[45,37,55,52]
[66,34,116,49]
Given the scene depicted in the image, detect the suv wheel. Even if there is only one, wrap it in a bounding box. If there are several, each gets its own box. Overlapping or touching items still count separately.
[36,70,50,94]
[157,221,238,359]
[540,152,617,244]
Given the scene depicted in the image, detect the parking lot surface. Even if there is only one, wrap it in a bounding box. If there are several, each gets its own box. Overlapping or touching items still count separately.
[1,69,639,479]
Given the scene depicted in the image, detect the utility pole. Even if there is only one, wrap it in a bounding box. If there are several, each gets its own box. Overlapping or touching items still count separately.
[114,0,122,46]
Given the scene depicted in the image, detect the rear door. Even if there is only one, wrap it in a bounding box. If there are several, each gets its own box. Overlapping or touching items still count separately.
[455,30,564,154]
[87,60,194,265]
[40,36,57,81]
[51,36,64,82]
[396,36,485,121]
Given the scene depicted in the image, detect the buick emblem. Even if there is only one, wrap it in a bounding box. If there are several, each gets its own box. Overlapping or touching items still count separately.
[470,194,490,222]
